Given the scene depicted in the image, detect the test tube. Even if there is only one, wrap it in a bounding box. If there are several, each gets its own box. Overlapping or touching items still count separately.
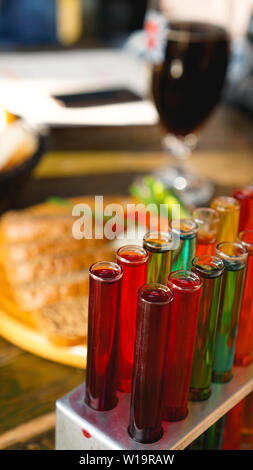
[190,255,224,401]
[213,242,248,383]
[233,188,253,232]
[191,418,225,450]
[85,261,122,411]
[242,393,253,440]
[169,218,198,271]
[234,231,253,366]
[222,400,245,450]
[164,271,202,421]
[211,196,240,243]
[193,208,220,256]
[143,231,174,285]
[116,245,148,393]
[129,284,174,444]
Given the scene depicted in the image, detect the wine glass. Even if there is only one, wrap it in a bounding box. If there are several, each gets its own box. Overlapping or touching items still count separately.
[145,0,231,205]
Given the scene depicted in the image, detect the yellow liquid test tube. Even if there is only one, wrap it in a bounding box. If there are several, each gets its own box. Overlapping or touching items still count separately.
[211,196,240,243]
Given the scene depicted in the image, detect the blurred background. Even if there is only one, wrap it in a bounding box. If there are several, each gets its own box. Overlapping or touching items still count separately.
[0,0,148,47]
[0,0,252,210]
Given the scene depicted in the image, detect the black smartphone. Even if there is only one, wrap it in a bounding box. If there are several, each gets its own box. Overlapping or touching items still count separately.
[53,88,143,108]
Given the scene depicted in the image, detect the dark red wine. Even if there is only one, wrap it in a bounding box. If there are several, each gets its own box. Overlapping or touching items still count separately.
[85,262,122,411]
[152,22,230,136]
[129,284,174,443]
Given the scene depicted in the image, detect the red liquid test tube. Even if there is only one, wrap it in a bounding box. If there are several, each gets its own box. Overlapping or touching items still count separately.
[193,208,220,256]
[233,188,253,232]
[165,270,202,421]
[85,261,122,411]
[129,284,174,444]
[234,230,253,366]
[116,245,148,393]
[222,400,245,450]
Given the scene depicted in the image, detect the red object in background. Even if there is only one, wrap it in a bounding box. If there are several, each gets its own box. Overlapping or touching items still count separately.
[242,393,253,445]
[85,261,122,411]
[165,271,202,421]
[233,188,253,232]
[116,246,148,393]
[222,400,245,450]
[234,231,253,366]
[129,284,174,444]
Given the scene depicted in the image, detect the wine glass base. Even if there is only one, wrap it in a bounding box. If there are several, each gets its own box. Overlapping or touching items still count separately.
[154,166,214,207]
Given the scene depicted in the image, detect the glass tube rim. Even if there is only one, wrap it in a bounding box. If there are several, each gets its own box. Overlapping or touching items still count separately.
[143,231,173,251]
[116,245,149,265]
[89,261,123,283]
[167,270,202,291]
[138,283,174,306]
[233,188,253,200]
[193,207,220,226]
[212,196,240,212]
[165,22,229,43]
[192,255,225,278]
[169,218,199,238]
[238,230,253,253]
[216,242,248,264]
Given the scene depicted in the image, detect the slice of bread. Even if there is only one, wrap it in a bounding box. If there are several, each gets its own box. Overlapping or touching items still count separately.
[0,235,84,264]
[1,212,75,243]
[34,296,88,346]
[13,269,89,311]
[4,246,114,284]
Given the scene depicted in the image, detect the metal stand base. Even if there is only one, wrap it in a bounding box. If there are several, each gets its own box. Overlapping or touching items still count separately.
[56,365,253,450]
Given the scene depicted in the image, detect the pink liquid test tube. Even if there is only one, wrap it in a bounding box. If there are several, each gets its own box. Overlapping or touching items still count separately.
[85,261,122,411]
[116,245,148,393]
[165,270,202,421]
[129,284,174,444]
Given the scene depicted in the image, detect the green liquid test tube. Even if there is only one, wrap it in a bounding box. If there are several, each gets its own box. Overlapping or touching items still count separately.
[190,255,225,401]
[143,231,174,285]
[213,242,248,383]
[190,417,225,450]
[169,218,198,271]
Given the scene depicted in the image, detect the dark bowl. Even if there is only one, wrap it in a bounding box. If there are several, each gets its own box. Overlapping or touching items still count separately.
[0,132,47,214]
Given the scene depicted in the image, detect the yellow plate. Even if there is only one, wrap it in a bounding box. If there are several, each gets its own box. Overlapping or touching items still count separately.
[0,304,86,369]
[0,195,135,367]
[0,267,87,368]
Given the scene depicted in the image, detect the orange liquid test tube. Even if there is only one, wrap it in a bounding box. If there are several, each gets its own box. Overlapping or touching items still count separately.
[193,208,220,256]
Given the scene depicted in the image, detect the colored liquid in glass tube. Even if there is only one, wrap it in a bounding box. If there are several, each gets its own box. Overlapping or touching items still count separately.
[234,231,253,366]
[143,231,173,285]
[190,255,224,401]
[191,417,225,450]
[242,392,253,439]
[169,218,198,271]
[222,400,245,450]
[193,208,220,256]
[233,188,253,232]
[164,271,202,421]
[129,284,174,444]
[213,243,248,383]
[211,196,240,243]
[116,245,148,393]
[85,261,122,411]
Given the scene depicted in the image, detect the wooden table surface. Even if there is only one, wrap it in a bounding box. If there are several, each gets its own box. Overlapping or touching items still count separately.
[1,104,253,450]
